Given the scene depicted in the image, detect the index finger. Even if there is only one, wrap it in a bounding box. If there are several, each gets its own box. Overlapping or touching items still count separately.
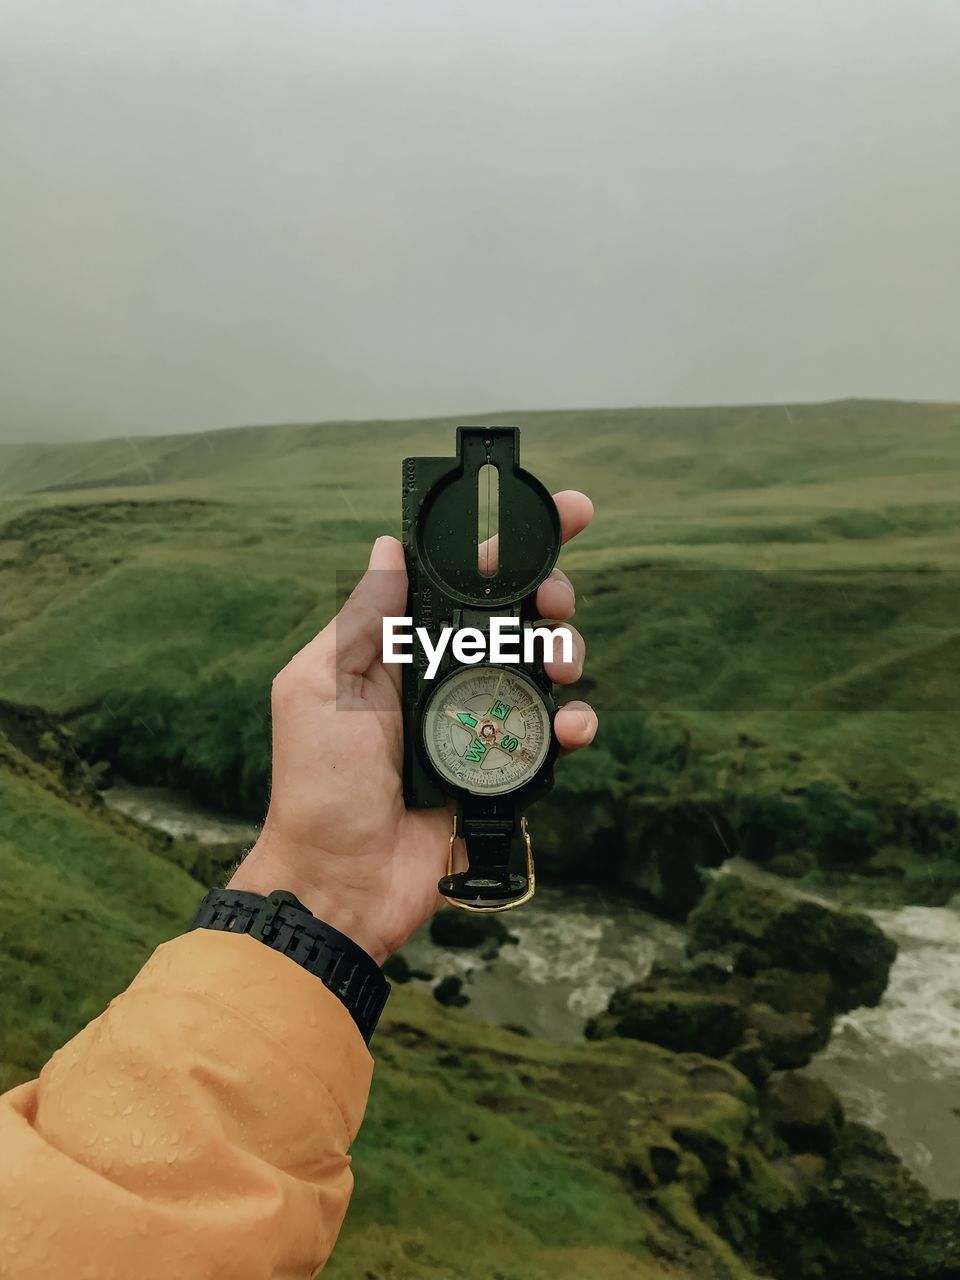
[477,489,594,574]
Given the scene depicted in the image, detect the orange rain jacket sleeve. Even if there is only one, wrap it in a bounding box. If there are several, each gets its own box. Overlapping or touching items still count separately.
[0,929,374,1279]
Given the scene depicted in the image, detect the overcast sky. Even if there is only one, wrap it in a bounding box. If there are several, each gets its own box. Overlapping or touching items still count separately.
[2,0,959,442]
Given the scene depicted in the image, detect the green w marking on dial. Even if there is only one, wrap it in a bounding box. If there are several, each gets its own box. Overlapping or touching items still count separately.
[464,738,487,763]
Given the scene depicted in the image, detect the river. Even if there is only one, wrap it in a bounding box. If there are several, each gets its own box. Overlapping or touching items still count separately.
[104,782,960,1200]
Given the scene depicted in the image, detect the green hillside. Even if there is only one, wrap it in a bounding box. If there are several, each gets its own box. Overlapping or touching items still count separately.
[3,400,960,905]
[0,718,201,1091]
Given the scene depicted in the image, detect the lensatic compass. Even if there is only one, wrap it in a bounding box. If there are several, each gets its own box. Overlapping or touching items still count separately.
[402,427,562,913]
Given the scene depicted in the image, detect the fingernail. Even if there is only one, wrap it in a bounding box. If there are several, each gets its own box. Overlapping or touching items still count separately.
[576,711,593,736]
[368,535,385,567]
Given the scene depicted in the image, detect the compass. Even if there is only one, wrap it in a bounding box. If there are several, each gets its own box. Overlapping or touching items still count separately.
[422,664,552,797]
[401,426,562,912]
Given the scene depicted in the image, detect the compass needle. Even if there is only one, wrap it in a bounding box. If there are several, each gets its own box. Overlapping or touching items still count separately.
[423,666,551,794]
[489,668,504,714]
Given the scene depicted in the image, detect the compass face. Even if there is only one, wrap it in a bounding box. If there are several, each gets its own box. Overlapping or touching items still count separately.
[422,663,552,796]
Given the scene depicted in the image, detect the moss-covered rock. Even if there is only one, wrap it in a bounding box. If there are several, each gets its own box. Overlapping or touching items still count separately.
[753,1123,960,1279]
[429,909,515,950]
[0,698,105,800]
[744,1005,823,1073]
[587,968,830,1084]
[586,877,897,1087]
[760,1072,845,1155]
[382,953,412,984]
[687,874,897,1011]
[586,989,747,1059]
[432,974,469,1007]
[587,956,837,1082]
[766,849,817,878]
[619,794,732,918]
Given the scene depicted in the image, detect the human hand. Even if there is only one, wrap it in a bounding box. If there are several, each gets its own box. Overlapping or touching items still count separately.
[228,491,597,963]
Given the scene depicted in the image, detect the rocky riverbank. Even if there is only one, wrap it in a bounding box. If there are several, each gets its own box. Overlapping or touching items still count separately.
[534,710,960,916]
[340,964,960,1280]
[389,875,960,1278]
[575,877,950,1274]
[585,875,897,1084]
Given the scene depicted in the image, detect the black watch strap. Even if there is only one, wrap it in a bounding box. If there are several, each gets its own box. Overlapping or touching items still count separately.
[190,888,390,1044]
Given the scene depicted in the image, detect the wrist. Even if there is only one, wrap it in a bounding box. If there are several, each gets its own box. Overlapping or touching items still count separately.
[228,843,390,966]
[190,887,391,1044]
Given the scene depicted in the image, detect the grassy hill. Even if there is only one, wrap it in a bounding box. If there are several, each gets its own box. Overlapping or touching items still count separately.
[0,715,200,1090]
[3,400,960,904]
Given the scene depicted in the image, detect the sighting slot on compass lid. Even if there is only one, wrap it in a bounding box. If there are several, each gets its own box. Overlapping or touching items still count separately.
[414,427,561,609]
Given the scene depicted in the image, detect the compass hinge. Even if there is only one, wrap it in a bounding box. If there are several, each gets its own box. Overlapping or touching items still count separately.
[440,815,535,914]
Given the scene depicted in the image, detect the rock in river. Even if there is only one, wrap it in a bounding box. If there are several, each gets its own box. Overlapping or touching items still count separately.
[429,910,515,952]
[586,875,898,1084]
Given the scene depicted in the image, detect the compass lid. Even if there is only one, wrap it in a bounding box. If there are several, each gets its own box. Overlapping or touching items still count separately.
[406,427,561,609]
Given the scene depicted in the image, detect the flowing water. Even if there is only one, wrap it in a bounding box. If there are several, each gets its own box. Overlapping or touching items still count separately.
[716,860,960,1199]
[104,782,960,1198]
[401,884,688,1041]
[105,779,258,844]
[811,902,960,1199]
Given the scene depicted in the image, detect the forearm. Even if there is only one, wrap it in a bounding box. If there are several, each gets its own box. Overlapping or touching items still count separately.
[0,930,372,1279]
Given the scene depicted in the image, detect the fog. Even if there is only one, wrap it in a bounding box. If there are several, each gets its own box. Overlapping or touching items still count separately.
[2,0,959,442]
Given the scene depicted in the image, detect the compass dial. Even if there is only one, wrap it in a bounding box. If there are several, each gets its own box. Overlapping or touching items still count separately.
[422,663,552,796]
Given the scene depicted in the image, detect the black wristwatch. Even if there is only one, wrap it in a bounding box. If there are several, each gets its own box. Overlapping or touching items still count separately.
[190,888,390,1044]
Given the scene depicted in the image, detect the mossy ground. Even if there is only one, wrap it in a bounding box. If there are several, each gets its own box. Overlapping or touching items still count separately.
[2,725,957,1280]
[328,985,779,1280]
[0,737,200,1089]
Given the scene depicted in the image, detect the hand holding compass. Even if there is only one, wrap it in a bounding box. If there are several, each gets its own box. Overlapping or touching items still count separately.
[229,453,595,960]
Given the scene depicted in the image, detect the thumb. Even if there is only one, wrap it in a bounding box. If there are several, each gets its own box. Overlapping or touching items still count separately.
[334,535,408,676]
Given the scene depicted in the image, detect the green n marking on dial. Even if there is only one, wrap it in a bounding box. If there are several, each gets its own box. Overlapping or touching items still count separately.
[464,738,487,763]
[457,711,478,728]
